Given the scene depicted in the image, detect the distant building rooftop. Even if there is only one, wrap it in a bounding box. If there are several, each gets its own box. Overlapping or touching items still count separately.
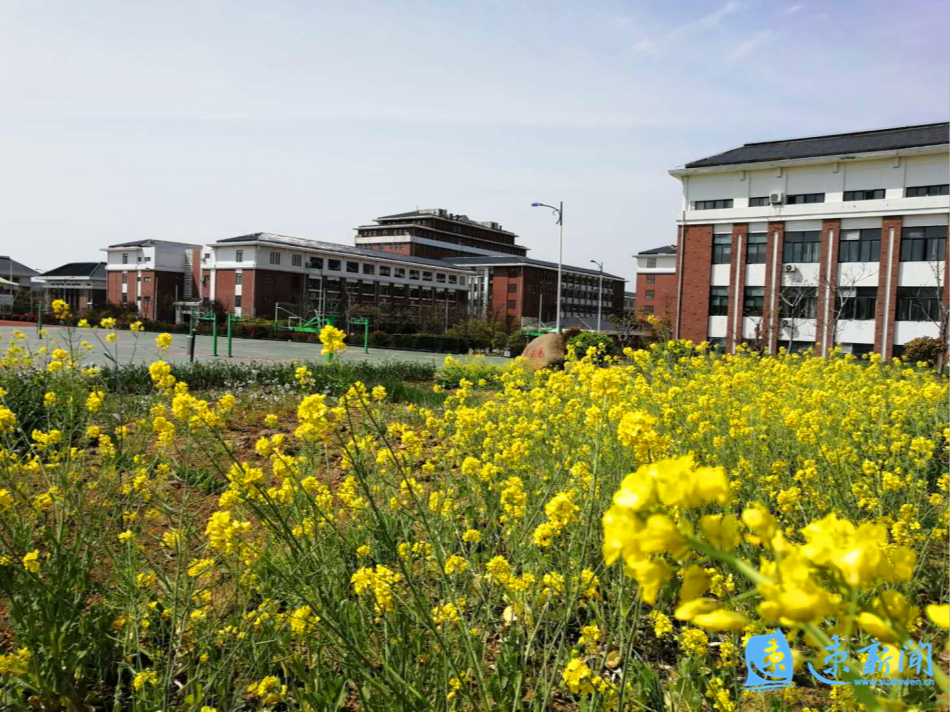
[373,208,515,236]
[40,262,107,280]
[215,233,473,271]
[0,256,41,279]
[636,244,677,256]
[107,239,201,249]
[446,255,625,281]
[681,122,949,169]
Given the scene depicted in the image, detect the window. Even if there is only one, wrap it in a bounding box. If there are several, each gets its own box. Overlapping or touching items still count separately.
[780,287,818,319]
[143,276,151,283]
[309,257,324,270]
[122,253,128,264]
[748,196,770,207]
[508,283,517,293]
[694,199,733,210]
[507,300,517,309]
[448,274,457,284]
[144,256,151,262]
[746,233,768,264]
[645,290,655,300]
[346,261,359,273]
[328,259,341,271]
[896,287,941,321]
[843,189,885,201]
[784,231,821,263]
[409,269,420,280]
[363,264,375,275]
[709,286,729,316]
[900,226,947,262]
[646,274,656,284]
[234,294,242,308]
[121,293,127,303]
[422,271,433,282]
[121,273,128,284]
[379,265,391,277]
[786,193,825,204]
[236,250,243,262]
[395,267,406,278]
[837,287,877,321]
[838,229,881,263]
[712,235,732,264]
[291,254,302,267]
[905,184,949,197]
[743,287,764,316]
[269,251,281,265]
[436,273,446,283]
[646,258,657,268]
[235,272,243,285]
[642,305,654,314]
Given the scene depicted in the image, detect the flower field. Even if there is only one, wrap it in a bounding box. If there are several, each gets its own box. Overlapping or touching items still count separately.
[0,318,947,711]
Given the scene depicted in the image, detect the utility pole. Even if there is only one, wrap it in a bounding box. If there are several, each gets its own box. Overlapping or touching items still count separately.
[590,260,604,333]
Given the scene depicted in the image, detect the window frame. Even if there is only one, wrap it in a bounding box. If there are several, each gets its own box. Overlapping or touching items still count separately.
[783,231,821,263]
[746,233,768,264]
[900,226,947,262]
[785,193,825,205]
[836,286,877,321]
[708,286,729,316]
[694,199,734,210]
[743,286,765,316]
[905,184,949,197]
[838,228,881,263]
[843,189,885,201]
[712,234,732,265]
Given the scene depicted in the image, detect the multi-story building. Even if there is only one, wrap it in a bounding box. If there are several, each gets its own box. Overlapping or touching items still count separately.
[200,232,471,320]
[669,122,949,358]
[0,256,41,314]
[103,239,202,321]
[35,262,107,316]
[447,255,626,328]
[355,208,528,259]
[633,245,677,321]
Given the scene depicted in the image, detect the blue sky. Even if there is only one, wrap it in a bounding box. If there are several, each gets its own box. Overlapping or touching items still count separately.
[2,0,948,281]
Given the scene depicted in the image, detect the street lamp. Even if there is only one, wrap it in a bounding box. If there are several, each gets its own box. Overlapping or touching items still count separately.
[590,259,603,334]
[531,201,563,333]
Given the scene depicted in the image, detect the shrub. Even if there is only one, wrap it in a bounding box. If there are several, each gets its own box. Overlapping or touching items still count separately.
[567,331,613,361]
[901,336,947,367]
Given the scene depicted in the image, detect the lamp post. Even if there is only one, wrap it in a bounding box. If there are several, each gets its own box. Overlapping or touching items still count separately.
[531,201,563,333]
[590,259,603,333]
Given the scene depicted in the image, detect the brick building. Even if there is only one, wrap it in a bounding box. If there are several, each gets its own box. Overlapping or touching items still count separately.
[103,240,201,321]
[199,233,471,322]
[35,262,107,316]
[447,255,626,328]
[633,245,677,322]
[669,122,949,358]
[354,208,527,259]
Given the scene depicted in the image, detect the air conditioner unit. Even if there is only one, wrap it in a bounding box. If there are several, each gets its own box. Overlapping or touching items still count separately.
[783,264,797,273]
[769,191,784,205]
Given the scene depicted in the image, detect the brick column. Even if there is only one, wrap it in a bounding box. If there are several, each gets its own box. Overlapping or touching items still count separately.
[815,220,841,356]
[874,217,903,360]
[762,222,786,354]
[677,225,713,344]
[725,224,748,352]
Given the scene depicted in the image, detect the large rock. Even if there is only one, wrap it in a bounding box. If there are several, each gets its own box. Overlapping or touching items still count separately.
[521,332,565,370]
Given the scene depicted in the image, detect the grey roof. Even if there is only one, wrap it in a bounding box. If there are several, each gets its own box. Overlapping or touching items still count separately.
[685,122,949,169]
[41,262,107,279]
[215,233,472,271]
[637,244,677,256]
[108,239,201,248]
[374,209,517,235]
[446,255,625,281]
[0,256,41,278]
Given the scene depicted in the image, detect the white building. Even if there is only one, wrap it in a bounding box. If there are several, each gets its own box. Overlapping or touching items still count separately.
[668,122,949,358]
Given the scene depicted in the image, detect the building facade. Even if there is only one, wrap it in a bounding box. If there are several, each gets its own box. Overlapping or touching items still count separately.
[35,263,108,316]
[447,255,626,328]
[200,233,471,321]
[633,245,678,321]
[0,256,41,314]
[669,123,949,358]
[104,240,201,321]
[355,208,527,259]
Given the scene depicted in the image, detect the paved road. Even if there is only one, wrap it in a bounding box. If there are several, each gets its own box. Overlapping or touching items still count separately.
[0,325,511,367]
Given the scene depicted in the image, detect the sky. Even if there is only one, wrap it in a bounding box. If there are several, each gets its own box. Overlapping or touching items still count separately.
[2,0,948,283]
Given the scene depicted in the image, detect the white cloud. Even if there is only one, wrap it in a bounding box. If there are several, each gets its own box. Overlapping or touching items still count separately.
[633,0,741,53]
[725,30,772,63]
[780,4,804,15]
